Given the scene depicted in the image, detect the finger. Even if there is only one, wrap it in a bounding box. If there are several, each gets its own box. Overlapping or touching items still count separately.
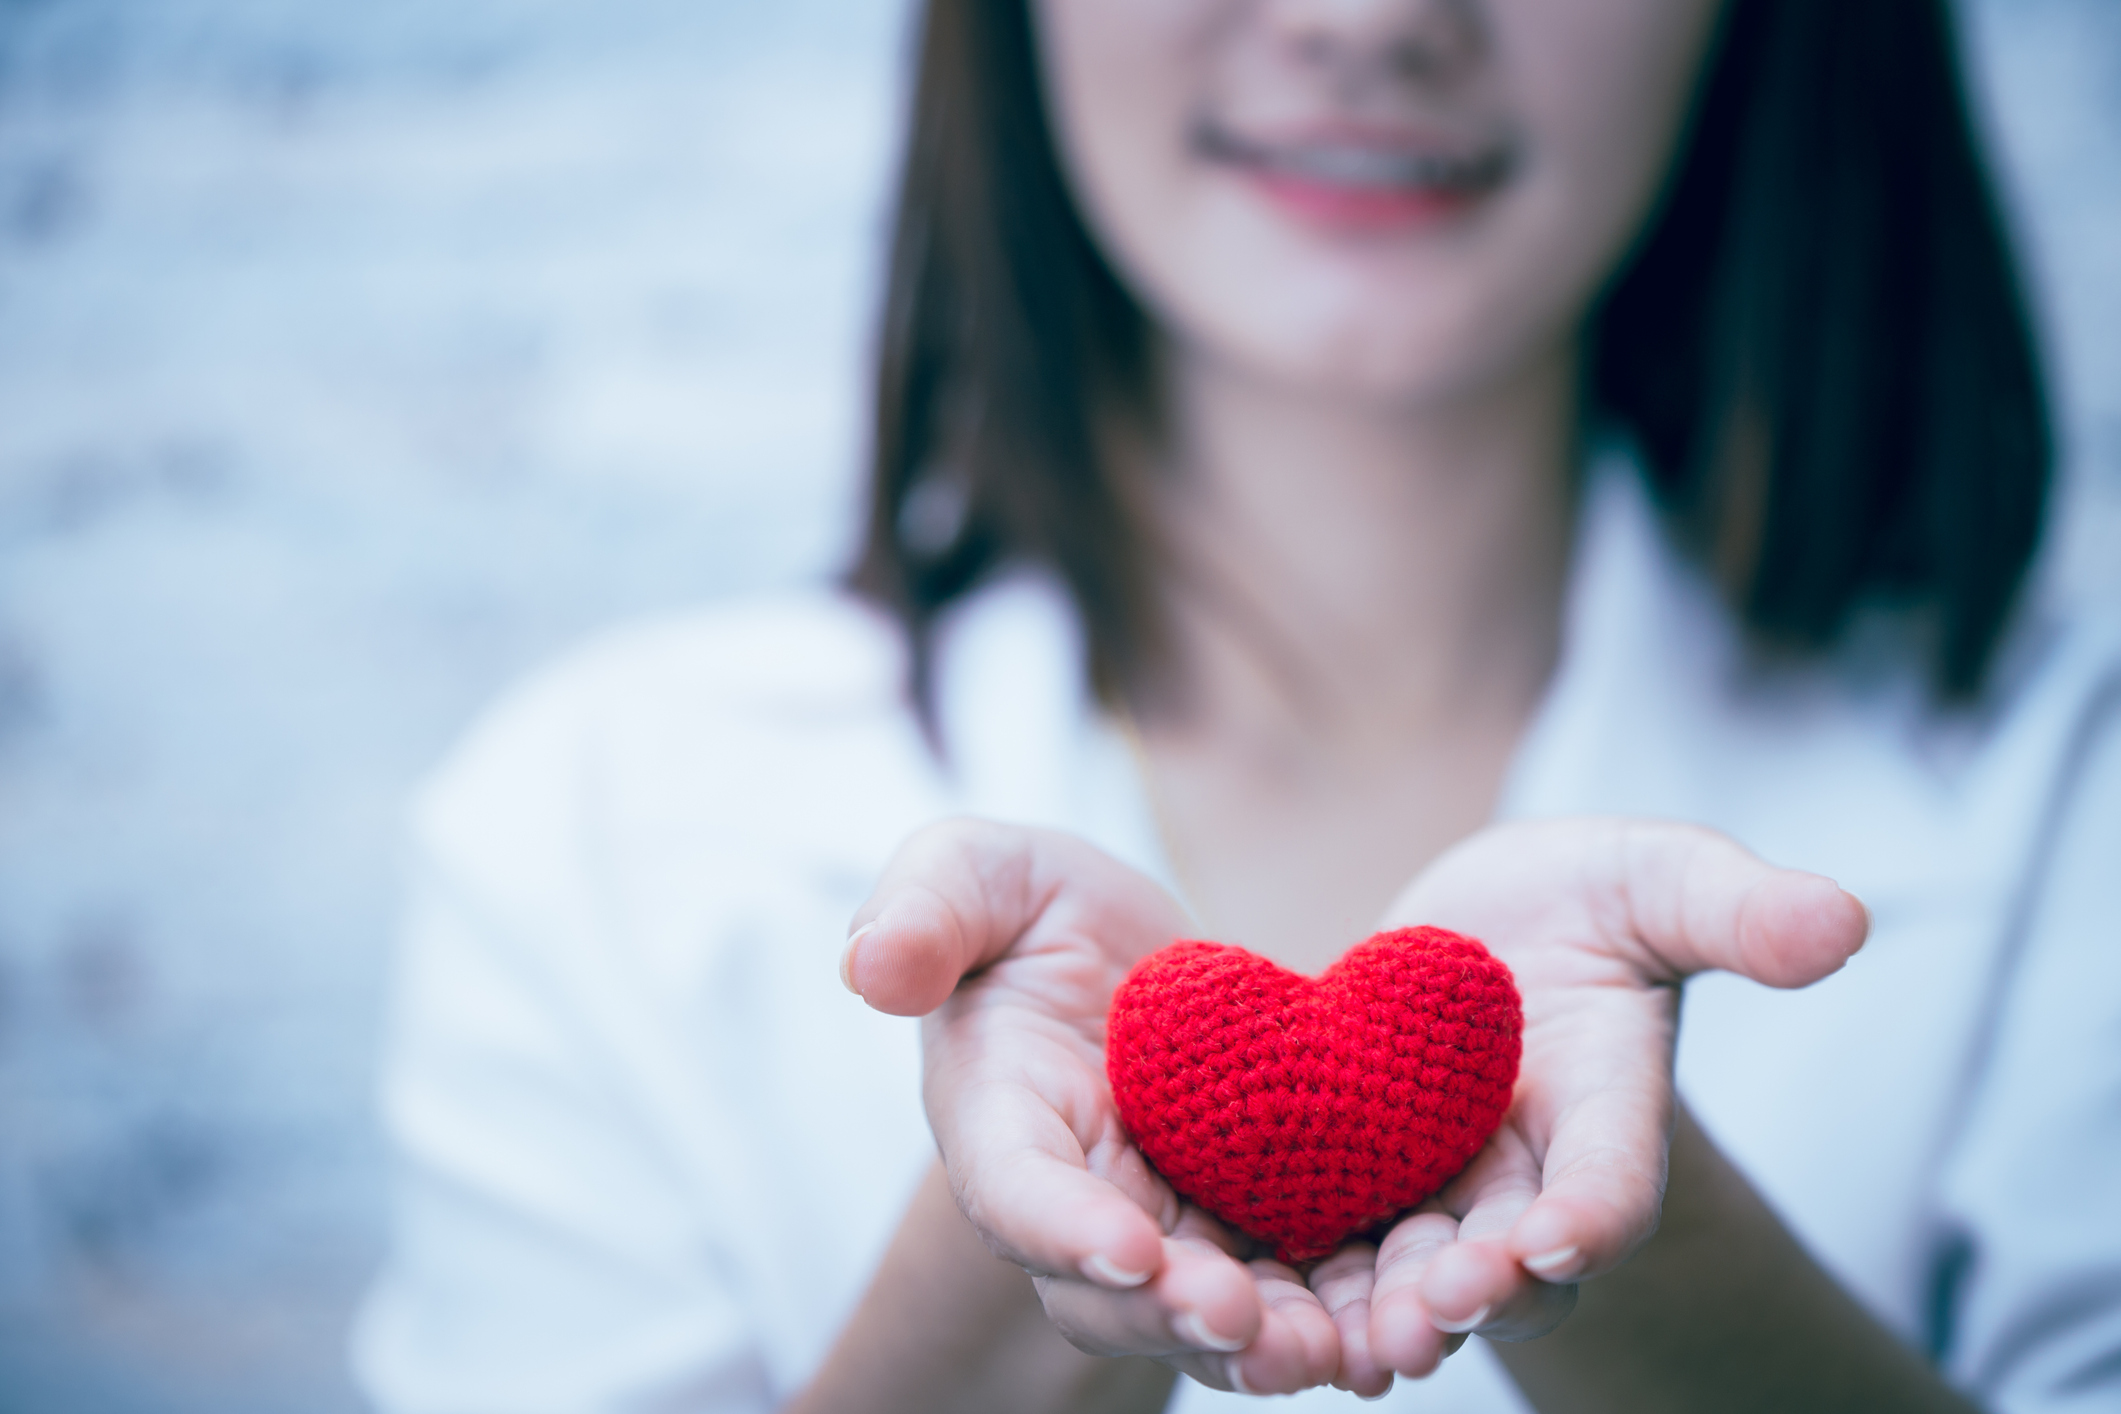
[844,818,1185,1015]
[1041,1237,1342,1395]
[1084,1136,1181,1237]
[1038,1231,1262,1360]
[1500,1081,1669,1283]
[1229,1259,1342,1395]
[1433,1124,1594,1328]
[945,1102,1169,1287]
[1599,820,1870,988]
[1168,1202,1247,1255]
[1369,1209,1461,1378]
[1418,1239,1577,1343]
[1391,819,1870,991]
[843,819,1039,1015]
[1310,1243,1394,1399]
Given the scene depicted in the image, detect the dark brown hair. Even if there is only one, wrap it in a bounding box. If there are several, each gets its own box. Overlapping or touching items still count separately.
[847,0,2052,718]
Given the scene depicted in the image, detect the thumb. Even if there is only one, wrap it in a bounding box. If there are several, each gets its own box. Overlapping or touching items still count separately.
[1598,819,1870,988]
[843,818,1187,1016]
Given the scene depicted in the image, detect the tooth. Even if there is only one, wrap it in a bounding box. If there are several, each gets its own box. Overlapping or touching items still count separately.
[1282,148,1427,186]
[1271,144,1490,189]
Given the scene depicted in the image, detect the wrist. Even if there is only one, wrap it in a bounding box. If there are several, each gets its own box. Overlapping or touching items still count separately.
[791,1161,1175,1414]
[1494,1107,1977,1414]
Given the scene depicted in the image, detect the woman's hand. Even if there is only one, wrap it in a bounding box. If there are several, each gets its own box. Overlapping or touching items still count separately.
[844,815,1867,1397]
[843,819,1341,1395]
[1326,818,1869,1381]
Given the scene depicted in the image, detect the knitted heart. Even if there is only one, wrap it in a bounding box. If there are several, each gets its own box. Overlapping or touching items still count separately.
[1106,926,1522,1264]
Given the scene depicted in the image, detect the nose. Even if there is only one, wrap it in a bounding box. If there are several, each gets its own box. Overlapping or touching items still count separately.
[1262,0,1486,91]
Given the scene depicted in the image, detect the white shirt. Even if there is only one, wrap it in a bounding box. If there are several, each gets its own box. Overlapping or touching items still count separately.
[353,470,2121,1413]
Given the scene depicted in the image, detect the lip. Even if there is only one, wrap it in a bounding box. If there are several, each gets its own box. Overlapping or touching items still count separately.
[1196,119,1513,235]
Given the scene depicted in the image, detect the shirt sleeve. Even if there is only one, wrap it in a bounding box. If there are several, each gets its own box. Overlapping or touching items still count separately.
[1934,669,2121,1413]
[351,694,773,1414]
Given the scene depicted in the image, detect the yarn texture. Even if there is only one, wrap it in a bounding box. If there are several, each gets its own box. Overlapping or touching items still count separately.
[1106,927,1523,1263]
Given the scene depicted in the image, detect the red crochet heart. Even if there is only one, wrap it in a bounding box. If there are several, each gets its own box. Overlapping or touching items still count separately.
[1106,926,1522,1264]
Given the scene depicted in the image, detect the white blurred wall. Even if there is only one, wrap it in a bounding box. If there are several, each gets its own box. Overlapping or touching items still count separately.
[0,2,906,1408]
[0,1,2111,1410]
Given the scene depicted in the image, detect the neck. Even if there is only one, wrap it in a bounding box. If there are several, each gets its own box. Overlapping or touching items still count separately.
[1148,345,1580,756]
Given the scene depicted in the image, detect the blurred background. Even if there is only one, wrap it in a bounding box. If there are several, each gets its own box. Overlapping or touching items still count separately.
[0,0,2113,1409]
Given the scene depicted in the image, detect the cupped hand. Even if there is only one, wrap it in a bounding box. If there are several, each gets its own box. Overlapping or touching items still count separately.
[842,818,1341,1395]
[1331,818,1869,1380]
[844,815,1868,1396]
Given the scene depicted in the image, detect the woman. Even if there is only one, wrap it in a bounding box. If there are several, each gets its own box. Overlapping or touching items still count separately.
[355,0,2121,1410]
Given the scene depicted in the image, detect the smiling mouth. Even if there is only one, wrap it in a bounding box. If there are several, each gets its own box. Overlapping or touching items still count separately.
[1196,119,1515,230]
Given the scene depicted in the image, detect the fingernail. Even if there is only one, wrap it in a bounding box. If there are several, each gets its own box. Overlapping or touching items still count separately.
[1224,1356,1254,1395]
[1523,1245,1581,1280]
[839,922,877,994]
[1431,1303,1490,1335]
[1080,1252,1151,1288]
[1175,1310,1246,1353]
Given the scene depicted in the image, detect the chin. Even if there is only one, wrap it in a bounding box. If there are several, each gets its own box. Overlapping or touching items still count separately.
[1241,313,1522,406]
